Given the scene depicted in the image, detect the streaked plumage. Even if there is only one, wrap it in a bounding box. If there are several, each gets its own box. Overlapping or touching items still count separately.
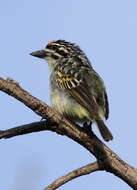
[30,40,113,141]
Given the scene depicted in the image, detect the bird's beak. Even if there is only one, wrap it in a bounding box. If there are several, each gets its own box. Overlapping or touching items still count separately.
[30,50,47,58]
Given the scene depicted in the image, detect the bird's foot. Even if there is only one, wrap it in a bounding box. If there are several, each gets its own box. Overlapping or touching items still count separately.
[40,117,45,121]
[83,122,92,132]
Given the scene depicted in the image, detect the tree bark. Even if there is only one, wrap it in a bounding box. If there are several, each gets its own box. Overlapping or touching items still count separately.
[0,77,137,190]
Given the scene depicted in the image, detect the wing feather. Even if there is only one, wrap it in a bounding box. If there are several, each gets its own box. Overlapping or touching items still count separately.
[55,70,99,118]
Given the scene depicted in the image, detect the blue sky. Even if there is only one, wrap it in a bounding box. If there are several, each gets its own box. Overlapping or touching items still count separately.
[0,0,137,189]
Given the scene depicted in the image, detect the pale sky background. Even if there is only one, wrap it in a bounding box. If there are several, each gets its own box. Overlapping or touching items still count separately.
[0,0,137,190]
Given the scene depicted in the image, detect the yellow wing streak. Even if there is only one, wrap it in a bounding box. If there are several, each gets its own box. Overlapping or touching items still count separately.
[56,71,80,89]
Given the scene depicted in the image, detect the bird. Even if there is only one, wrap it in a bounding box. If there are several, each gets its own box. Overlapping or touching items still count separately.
[30,40,113,141]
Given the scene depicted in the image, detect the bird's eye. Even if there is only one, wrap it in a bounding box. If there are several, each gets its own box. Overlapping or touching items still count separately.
[57,50,68,58]
[46,44,58,50]
[51,54,59,59]
[47,45,68,58]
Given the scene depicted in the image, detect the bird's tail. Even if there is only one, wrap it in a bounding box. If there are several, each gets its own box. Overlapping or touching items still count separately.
[96,119,113,141]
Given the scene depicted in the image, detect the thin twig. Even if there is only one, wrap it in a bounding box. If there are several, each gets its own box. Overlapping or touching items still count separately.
[0,120,63,139]
[44,161,103,190]
[0,120,49,139]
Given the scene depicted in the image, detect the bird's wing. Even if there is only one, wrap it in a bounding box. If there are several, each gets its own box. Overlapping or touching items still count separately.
[55,69,100,118]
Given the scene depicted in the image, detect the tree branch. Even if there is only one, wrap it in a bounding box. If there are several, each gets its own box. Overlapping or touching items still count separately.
[44,161,103,190]
[0,120,60,139]
[0,77,137,189]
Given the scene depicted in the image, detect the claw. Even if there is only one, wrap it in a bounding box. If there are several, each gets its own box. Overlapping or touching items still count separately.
[83,122,92,132]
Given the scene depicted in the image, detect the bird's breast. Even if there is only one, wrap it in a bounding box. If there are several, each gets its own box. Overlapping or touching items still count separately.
[50,87,90,122]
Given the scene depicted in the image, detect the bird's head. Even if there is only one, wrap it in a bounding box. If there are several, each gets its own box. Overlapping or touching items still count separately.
[30,40,87,68]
